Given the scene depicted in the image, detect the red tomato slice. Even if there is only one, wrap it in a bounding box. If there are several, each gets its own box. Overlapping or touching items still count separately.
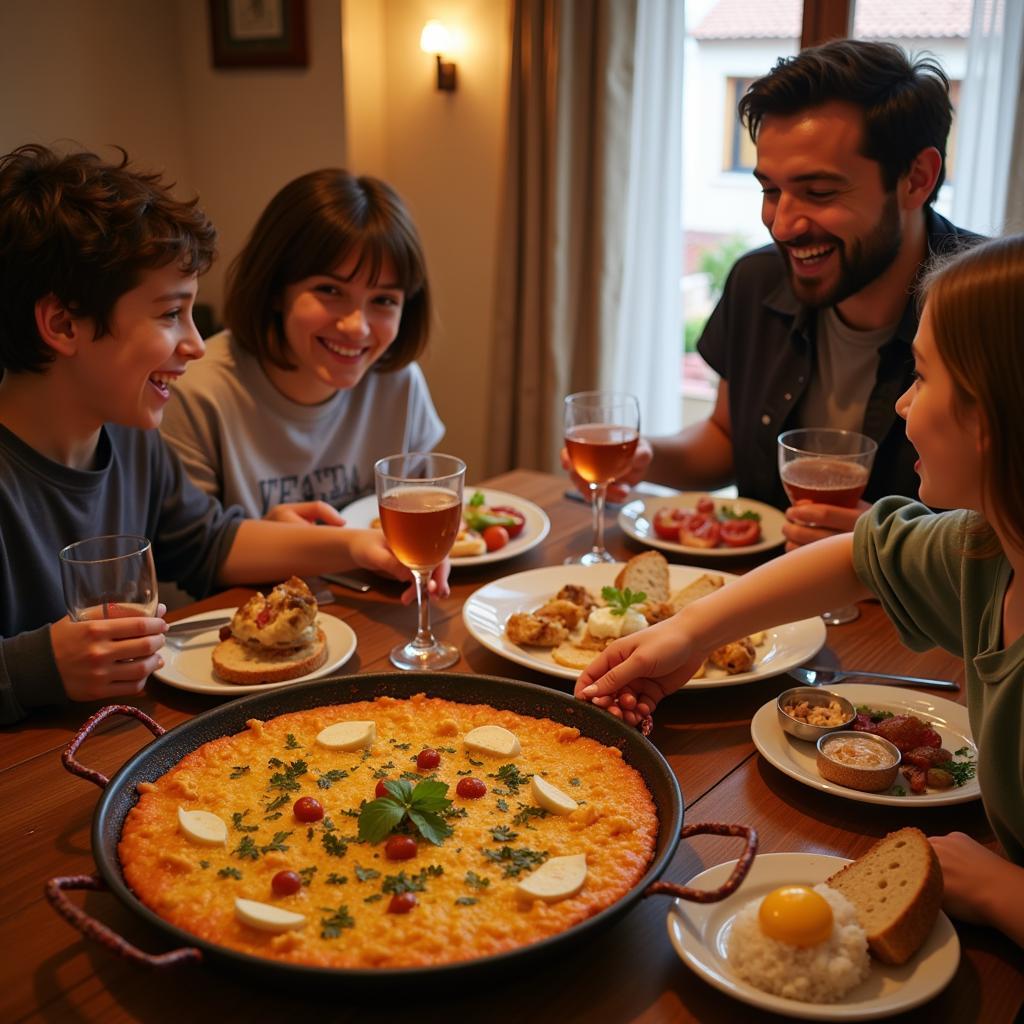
[678,513,721,548]
[696,496,716,515]
[719,519,761,547]
[489,505,526,538]
[482,525,510,551]
[653,507,691,540]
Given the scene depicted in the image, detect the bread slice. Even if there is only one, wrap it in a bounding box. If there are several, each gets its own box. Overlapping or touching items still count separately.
[826,827,943,965]
[669,572,724,612]
[212,627,328,685]
[614,551,669,604]
[551,642,599,670]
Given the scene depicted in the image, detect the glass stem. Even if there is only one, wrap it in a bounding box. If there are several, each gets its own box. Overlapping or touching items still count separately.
[590,483,607,555]
[411,568,435,648]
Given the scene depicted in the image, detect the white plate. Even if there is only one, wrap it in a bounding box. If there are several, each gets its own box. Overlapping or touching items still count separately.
[462,563,826,685]
[339,488,551,567]
[619,492,786,557]
[667,852,959,1020]
[154,609,357,695]
[751,683,980,806]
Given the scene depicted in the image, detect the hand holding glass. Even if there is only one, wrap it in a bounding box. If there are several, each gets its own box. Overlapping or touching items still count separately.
[59,534,159,622]
[777,428,877,625]
[375,453,465,670]
[564,391,640,564]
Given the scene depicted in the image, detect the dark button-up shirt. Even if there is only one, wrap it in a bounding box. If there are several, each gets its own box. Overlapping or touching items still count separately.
[697,208,980,510]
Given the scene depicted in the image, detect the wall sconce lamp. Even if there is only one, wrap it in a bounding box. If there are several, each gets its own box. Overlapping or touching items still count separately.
[420,20,457,91]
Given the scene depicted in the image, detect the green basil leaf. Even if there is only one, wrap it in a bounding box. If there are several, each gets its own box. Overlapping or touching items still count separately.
[382,779,414,805]
[410,779,451,812]
[357,798,406,844]
[408,809,454,846]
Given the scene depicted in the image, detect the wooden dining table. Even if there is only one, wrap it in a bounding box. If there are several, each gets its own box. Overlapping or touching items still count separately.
[3,469,1022,1024]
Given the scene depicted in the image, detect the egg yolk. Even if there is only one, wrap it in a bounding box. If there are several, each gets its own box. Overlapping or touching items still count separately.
[758,885,834,947]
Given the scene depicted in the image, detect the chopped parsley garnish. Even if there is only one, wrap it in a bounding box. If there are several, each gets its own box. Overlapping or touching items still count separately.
[954,746,973,758]
[719,506,761,522]
[490,825,518,843]
[512,804,549,828]
[263,812,283,822]
[260,831,292,855]
[569,777,581,787]
[364,893,383,903]
[601,585,647,615]
[285,733,301,750]
[233,836,260,860]
[455,897,478,906]
[437,746,456,754]
[322,833,349,857]
[382,865,443,895]
[316,768,350,790]
[326,873,348,885]
[400,770,427,782]
[936,759,977,787]
[495,798,509,812]
[320,905,355,938]
[217,866,243,879]
[354,864,381,882]
[489,763,530,794]
[263,794,290,814]
[298,866,317,886]
[481,846,549,878]
[855,705,895,722]
[456,768,473,777]
[389,739,412,750]
[229,765,250,779]
[371,761,396,779]
[232,810,259,833]
[267,759,308,792]
[339,805,364,818]
[465,871,491,890]
[467,757,484,767]
[358,779,454,846]
[888,785,907,797]
[198,860,210,869]
[443,806,469,820]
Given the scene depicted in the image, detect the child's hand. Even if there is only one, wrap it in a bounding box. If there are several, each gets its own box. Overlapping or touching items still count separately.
[574,615,705,726]
[345,529,452,604]
[50,604,168,702]
[264,501,347,526]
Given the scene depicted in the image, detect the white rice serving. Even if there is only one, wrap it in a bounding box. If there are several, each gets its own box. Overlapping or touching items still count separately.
[727,883,870,1003]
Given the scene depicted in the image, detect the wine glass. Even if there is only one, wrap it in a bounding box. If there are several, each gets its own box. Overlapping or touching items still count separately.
[59,534,158,621]
[374,453,465,670]
[777,428,878,625]
[564,391,641,565]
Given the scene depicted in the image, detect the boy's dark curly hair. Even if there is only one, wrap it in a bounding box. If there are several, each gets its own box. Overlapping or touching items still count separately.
[0,144,217,373]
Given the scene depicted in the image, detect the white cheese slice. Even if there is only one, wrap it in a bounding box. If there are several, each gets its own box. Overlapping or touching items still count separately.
[234,897,307,933]
[464,724,521,758]
[177,806,227,846]
[530,775,578,815]
[516,854,587,902]
[316,720,376,751]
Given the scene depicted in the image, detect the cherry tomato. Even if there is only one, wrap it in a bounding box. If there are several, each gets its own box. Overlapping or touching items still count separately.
[696,496,716,515]
[482,525,509,552]
[293,796,324,822]
[678,513,721,549]
[489,506,526,538]
[456,777,487,799]
[720,519,761,547]
[375,779,392,798]
[271,870,302,896]
[416,748,441,771]
[652,507,692,540]
[388,892,417,914]
[385,835,418,860]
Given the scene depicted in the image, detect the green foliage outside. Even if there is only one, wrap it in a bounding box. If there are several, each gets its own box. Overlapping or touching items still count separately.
[682,235,750,354]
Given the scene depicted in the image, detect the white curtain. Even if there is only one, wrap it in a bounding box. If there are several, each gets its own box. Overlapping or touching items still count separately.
[951,0,1024,235]
[606,0,686,436]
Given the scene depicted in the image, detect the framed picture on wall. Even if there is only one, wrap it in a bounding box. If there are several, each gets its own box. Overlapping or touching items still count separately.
[208,0,308,69]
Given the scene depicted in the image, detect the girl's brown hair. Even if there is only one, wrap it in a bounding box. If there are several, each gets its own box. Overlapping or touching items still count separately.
[224,169,430,373]
[920,234,1024,553]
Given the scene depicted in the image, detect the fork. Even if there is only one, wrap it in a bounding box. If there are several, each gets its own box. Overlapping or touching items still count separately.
[788,665,959,692]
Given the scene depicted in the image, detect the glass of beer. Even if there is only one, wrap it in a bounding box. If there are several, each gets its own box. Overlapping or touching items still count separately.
[777,428,878,625]
[59,534,159,622]
[374,452,465,670]
[564,391,640,564]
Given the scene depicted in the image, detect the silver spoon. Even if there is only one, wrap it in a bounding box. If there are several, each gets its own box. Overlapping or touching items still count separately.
[789,665,960,692]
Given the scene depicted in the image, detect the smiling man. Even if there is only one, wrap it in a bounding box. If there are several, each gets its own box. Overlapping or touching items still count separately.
[624,40,979,547]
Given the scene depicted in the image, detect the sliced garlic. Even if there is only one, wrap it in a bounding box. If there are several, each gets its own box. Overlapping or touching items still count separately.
[516,854,587,902]
[530,775,578,815]
[177,806,227,846]
[316,720,376,751]
[234,897,307,933]
[464,725,521,757]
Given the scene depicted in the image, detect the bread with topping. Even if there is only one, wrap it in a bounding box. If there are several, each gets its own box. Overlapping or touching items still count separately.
[212,627,328,684]
[614,551,670,604]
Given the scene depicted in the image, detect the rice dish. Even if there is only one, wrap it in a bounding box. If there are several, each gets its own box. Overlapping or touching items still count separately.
[727,883,870,1003]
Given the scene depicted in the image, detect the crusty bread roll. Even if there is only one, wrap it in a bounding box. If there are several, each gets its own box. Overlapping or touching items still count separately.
[669,572,724,612]
[826,827,943,965]
[614,551,670,604]
[212,627,328,685]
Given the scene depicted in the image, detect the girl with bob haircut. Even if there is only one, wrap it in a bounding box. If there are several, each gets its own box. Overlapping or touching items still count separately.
[161,168,444,523]
[576,234,1024,949]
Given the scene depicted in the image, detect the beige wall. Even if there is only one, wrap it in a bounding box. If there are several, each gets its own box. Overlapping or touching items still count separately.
[1,0,508,479]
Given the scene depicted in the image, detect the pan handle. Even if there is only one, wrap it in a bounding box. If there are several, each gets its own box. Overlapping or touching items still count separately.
[643,822,758,903]
[63,704,166,789]
[45,874,202,968]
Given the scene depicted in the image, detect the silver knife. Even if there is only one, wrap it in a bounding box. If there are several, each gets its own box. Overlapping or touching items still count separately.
[320,572,372,593]
[165,615,232,636]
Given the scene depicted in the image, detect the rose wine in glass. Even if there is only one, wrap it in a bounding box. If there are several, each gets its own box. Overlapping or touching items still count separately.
[375,453,465,670]
[777,428,878,625]
[59,534,158,622]
[564,391,640,564]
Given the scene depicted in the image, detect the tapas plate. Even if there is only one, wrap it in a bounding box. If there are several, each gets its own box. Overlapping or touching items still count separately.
[619,492,785,557]
[154,609,356,696]
[340,487,550,567]
[751,683,980,806]
[667,852,959,1020]
[462,563,826,685]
